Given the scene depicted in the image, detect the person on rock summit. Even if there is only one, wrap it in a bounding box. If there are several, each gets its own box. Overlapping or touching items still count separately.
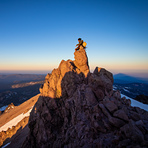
[75,38,83,51]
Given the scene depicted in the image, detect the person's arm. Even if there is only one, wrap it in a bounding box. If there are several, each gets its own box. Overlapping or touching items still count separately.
[76,40,83,46]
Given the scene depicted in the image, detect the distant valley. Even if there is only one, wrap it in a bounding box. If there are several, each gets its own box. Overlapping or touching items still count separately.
[113,73,148,104]
[0,74,45,108]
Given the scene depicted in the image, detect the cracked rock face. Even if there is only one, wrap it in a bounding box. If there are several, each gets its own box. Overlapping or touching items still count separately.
[22,48,148,148]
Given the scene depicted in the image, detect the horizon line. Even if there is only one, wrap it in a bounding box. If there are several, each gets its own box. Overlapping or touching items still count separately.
[0,70,148,78]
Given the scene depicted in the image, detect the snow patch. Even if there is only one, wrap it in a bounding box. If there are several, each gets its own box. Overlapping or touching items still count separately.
[125,87,130,89]
[123,88,130,92]
[113,86,117,90]
[1,142,11,148]
[121,94,148,111]
[0,107,33,132]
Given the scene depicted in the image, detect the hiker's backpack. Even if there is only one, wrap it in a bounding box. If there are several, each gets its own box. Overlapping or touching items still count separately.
[83,41,87,47]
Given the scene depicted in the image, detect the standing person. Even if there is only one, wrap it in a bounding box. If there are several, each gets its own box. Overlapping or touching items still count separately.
[75,38,83,51]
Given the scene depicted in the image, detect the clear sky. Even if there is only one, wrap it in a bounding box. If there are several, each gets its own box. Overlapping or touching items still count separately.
[0,0,148,77]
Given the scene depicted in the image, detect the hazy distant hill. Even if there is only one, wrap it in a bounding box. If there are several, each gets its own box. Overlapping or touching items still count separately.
[114,73,148,84]
[0,74,45,83]
[0,74,45,92]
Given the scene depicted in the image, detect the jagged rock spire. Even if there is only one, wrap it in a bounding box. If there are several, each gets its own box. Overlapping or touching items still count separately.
[74,46,89,77]
[40,47,90,98]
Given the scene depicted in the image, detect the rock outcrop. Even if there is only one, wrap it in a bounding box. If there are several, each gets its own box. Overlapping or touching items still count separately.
[4,103,15,113]
[134,94,148,104]
[22,47,148,148]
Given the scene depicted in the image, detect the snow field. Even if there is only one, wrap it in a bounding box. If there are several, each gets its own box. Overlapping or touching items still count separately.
[121,94,148,111]
[0,107,33,132]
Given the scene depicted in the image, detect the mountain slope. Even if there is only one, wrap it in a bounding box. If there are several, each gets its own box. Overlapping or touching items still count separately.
[0,94,39,128]
[0,94,39,147]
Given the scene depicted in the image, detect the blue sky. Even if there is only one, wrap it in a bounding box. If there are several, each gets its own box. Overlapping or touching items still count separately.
[0,0,148,77]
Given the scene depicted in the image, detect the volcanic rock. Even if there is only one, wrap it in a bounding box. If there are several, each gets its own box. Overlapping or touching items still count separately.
[113,109,129,121]
[22,47,148,148]
[4,103,15,113]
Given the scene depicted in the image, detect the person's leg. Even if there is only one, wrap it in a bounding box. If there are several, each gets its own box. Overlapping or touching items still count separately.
[75,45,80,51]
[75,47,79,51]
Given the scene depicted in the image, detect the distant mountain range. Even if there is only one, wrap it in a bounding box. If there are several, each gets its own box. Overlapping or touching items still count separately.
[113,73,148,84]
[0,74,45,83]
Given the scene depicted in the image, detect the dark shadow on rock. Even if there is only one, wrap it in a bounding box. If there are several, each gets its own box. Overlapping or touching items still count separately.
[1,125,29,148]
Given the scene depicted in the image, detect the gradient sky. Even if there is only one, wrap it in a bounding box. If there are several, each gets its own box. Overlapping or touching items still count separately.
[0,0,148,77]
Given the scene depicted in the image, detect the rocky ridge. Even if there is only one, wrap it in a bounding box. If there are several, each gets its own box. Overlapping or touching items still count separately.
[0,117,29,146]
[22,47,148,148]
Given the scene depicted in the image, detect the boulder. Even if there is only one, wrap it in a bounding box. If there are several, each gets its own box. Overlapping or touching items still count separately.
[113,109,129,121]
[4,103,15,113]
[89,67,113,98]
[93,67,113,84]
[103,100,118,113]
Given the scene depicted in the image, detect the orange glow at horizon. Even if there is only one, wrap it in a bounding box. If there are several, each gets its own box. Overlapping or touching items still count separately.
[0,63,58,71]
[1,62,148,71]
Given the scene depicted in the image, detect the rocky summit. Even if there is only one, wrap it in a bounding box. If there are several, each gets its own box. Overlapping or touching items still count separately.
[22,47,148,148]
